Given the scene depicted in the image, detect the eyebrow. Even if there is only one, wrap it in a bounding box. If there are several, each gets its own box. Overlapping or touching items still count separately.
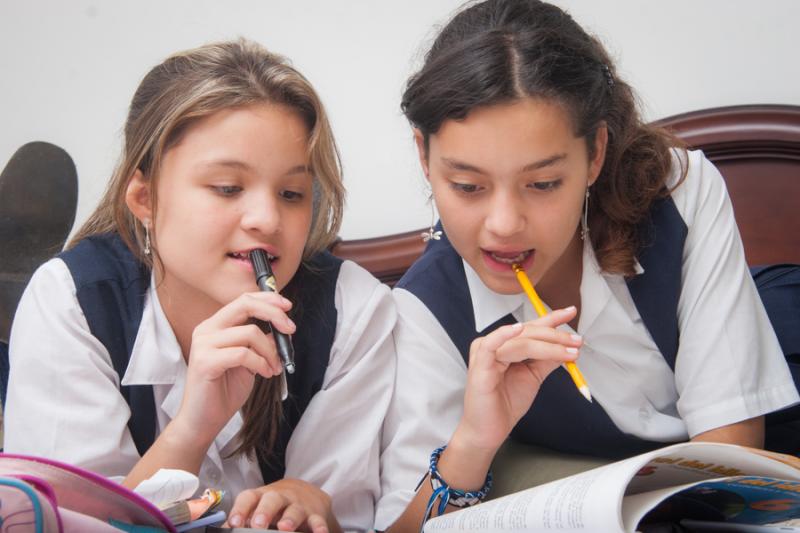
[202,159,310,176]
[441,153,568,175]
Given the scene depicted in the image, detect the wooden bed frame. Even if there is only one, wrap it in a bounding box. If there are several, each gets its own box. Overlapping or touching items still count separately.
[330,104,800,285]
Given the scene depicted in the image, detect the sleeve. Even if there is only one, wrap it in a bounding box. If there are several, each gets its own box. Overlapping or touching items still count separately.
[373,288,468,531]
[672,150,800,436]
[282,261,396,533]
[4,258,141,476]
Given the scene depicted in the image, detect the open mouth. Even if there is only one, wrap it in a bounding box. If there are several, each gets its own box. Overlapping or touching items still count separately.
[486,249,533,265]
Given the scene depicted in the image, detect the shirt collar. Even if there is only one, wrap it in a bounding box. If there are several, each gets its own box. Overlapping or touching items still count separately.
[464,259,527,332]
[578,238,645,332]
[121,273,183,387]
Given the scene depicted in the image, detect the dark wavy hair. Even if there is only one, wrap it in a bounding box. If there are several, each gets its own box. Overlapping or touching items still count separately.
[402,0,684,276]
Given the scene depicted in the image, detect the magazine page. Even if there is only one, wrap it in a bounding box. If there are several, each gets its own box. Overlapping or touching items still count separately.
[423,443,800,533]
[621,444,800,531]
[423,451,658,533]
[631,476,800,530]
[625,443,800,496]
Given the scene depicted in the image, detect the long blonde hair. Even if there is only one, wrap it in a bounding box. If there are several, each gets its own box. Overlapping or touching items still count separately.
[70,38,345,463]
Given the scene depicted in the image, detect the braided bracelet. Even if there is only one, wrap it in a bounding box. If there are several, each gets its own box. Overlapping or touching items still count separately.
[420,445,493,532]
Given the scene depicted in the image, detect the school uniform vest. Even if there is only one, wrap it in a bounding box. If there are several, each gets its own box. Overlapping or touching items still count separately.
[396,198,691,459]
[59,233,342,483]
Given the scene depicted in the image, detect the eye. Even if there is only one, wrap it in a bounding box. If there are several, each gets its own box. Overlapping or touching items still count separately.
[212,185,242,196]
[528,179,562,192]
[450,182,483,194]
[280,189,305,202]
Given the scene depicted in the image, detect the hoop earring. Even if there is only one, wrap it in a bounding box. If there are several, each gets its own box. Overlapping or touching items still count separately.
[420,193,442,242]
[580,188,590,241]
[143,220,152,256]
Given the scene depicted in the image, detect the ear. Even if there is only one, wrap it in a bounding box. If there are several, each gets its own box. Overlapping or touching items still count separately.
[125,169,153,224]
[413,128,430,180]
[588,123,609,187]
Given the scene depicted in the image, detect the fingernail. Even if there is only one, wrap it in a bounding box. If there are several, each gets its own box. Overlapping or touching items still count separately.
[229,515,242,527]
[286,318,296,330]
[566,347,579,355]
[253,514,267,528]
[282,296,291,306]
[511,322,523,330]
[279,518,295,529]
[570,334,582,342]
[566,305,577,312]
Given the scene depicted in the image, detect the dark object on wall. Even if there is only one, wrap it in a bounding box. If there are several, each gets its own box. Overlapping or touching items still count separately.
[0,141,78,358]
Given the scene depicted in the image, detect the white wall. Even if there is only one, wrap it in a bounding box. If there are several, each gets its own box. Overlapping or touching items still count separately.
[2,1,799,240]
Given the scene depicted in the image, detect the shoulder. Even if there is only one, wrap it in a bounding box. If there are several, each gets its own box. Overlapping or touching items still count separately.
[21,256,79,305]
[337,258,381,288]
[10,255,110,368]
[59,233,148,290]
[667,148,730,226]
[321,259,396,382]
[396,237,464,295]
[293,253,393,332]
[335,259,392,313]
[394,236,473,331]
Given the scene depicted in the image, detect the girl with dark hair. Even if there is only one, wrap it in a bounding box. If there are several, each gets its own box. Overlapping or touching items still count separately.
[4,39,396,532]
[375,1,798,530]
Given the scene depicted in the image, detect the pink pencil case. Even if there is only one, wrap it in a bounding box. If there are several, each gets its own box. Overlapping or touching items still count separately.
[0,453,175,532]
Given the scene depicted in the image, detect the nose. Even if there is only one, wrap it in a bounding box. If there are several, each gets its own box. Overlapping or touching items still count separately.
[240,192,281,235]
[484,189,525,238]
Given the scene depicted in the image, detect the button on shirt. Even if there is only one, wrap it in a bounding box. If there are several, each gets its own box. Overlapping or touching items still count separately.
[6,259,396,533]
[375,150,799,529]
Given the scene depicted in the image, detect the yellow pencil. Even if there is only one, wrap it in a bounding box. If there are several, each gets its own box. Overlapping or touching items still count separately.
[511,264,592,402]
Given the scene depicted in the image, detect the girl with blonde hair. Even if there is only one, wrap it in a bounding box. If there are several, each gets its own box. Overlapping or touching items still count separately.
[6,38,395,533]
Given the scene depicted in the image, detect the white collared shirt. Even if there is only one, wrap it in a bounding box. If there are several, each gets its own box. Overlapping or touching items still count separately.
[5,258,396,532]
[375,149,799,530]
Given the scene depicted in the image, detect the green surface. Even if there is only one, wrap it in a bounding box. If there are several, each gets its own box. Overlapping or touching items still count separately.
[489,439,612,499]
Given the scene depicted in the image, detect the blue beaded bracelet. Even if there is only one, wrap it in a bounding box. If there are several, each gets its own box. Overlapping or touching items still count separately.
[419,445,493,532]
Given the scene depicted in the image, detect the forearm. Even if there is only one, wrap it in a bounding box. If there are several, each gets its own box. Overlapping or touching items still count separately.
[122,417,214,489]
[691,415,765,448]
[384,429,497,533]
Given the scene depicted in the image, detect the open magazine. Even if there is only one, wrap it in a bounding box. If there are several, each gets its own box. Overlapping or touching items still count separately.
[423,441,800,533]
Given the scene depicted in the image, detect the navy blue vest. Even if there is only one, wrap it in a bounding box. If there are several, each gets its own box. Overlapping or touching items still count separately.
[59,233,342,483]
[397,199,689,459]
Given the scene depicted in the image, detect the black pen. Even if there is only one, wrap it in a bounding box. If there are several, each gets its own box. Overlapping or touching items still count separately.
[248,249,295,374]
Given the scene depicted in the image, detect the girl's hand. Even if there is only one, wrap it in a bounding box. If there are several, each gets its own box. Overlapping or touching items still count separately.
[227,479,341,533]
[455,306,582,452]
[173,291,295,443]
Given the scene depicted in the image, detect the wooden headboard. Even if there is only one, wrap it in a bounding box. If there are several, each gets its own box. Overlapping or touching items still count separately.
[330,104,800,285]
[657,105,800,266]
